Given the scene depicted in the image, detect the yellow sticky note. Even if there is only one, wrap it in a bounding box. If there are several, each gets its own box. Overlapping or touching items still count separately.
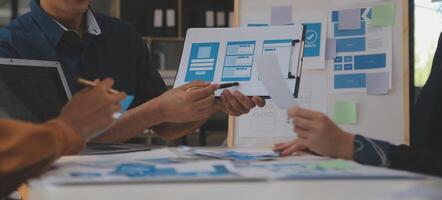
[333,101,357,124]
[371,3,395,26]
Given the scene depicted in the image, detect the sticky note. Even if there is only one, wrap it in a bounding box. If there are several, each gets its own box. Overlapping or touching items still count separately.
[371,4,396,26]
[333,101,357,124]
[367,72,389,95]
[338,9,361,30]
[120,95,134,112]
[271,6,293,26]
[325,38,337,60]
[307,160,353,171]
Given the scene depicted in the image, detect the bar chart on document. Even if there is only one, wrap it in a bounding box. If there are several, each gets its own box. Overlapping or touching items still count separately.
[330,7,392,94]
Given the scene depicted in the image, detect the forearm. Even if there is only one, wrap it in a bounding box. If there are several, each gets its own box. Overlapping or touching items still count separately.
[153,120,209,141]
[94,97,165,143]
[389,145,442,177]
[0,119,83,197]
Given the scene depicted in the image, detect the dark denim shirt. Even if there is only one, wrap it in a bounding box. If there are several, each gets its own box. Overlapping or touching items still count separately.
[0,0,166,109]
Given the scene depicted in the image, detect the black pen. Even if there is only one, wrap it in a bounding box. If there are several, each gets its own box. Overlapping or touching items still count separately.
[186,82,240,92]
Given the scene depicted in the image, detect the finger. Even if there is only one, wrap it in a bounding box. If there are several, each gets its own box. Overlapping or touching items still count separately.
[294,127,309,139]
[96,78,115,92]
[181,81,210,91]
[292,116,314,131]
[194,94,215,111]
[108,91,127,103]
[232,91,255,110]
[288,106,319,120]
[281,139,308,156]
[223,90,248,114]
[251,96,266,107]
[193,107,215,121]
[110,104,122,113]
[273,140,297,152]
[188,86,215,101]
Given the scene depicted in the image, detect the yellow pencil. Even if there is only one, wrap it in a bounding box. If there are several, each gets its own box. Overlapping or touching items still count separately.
[77,78,120,94]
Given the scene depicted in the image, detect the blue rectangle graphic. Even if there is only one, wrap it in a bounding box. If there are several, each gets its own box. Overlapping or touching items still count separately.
[334,73,366,89]
[222,41,256,82]
[334,21,366,37]
[336,37,366,53]
[185,42,220,82]
[354,54,387,70]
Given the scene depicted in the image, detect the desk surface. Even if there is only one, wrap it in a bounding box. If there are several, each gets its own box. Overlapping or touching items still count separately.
[28,148,442,200]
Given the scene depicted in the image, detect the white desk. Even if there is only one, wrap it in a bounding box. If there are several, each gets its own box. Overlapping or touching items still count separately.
[28,148,442,200]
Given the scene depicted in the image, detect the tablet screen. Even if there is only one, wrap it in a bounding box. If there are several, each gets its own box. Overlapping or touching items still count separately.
[0,63,69,122]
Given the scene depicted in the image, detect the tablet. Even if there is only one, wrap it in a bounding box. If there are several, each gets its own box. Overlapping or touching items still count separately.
[0,58,71,123]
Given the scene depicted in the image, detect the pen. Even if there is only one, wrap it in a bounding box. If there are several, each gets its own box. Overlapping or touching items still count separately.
[186,82,240,92]
[77,78,121,94]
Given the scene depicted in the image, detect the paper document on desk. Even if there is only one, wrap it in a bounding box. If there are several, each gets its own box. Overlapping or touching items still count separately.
[256,55,298,110]
[180,146,280,161]
[43,159,266,185]
[232,159,424,180]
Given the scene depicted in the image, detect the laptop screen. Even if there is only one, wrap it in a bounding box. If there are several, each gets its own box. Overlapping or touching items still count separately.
[0,62,70,123]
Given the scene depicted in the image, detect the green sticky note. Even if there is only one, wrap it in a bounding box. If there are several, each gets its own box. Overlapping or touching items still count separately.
[306,160,353,171]
[333,101,357,124]
[371,3,396,26]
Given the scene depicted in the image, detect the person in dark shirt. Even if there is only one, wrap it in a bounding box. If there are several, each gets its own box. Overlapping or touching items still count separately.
[274,32,442,177]
[0,0,265,143]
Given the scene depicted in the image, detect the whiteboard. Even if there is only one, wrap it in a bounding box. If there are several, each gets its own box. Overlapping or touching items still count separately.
[228,0,409,147]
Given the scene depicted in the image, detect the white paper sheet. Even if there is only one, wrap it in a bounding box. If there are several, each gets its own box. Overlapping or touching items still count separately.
[173,25,304,97]
[256,55,298,110]
[330,6,393,94]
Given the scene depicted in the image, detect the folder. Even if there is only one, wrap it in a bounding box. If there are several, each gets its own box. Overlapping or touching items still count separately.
[205,10,215,27]
[228,12,234,27]
[153,9,164,36]
[216,11,226,27]
[165,9,177,36]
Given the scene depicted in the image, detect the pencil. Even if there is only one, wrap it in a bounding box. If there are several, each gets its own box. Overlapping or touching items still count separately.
[77,78,120,94]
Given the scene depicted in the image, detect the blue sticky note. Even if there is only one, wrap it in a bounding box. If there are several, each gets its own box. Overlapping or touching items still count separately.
[120,95,134,112]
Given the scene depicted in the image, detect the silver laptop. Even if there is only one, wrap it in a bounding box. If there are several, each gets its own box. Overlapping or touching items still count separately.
[0,58,71,123]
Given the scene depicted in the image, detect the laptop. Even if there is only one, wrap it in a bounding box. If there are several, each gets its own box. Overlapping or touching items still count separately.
[0,58,159,154]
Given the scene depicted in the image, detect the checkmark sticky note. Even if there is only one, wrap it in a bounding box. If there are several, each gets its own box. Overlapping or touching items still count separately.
[120,95,134,112]
[371,3,395,26]
[333,101,357,124]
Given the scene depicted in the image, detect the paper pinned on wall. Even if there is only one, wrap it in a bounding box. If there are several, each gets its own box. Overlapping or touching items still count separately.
[270,6,293,26]
[367,72,389,95]
[371,3,396,26]
[338,9,361,30]
[325,38,337,60]
[256,55,298,110]
[333,101,357,124]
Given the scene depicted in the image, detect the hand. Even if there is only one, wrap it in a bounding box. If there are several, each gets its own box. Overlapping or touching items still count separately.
[58,78,126,139]
[217,89,266,116]
[157,81,218,123]
[273,107,355,159]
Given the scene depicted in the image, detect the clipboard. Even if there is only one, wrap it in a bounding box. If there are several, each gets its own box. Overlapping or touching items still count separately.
[173,25,306,97]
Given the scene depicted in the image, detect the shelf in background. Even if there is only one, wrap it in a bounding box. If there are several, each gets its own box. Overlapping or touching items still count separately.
[143,36,185,42]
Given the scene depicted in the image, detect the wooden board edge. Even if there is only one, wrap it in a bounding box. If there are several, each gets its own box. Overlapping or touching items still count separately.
[226,0,241,147]
[402,0,410,145]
